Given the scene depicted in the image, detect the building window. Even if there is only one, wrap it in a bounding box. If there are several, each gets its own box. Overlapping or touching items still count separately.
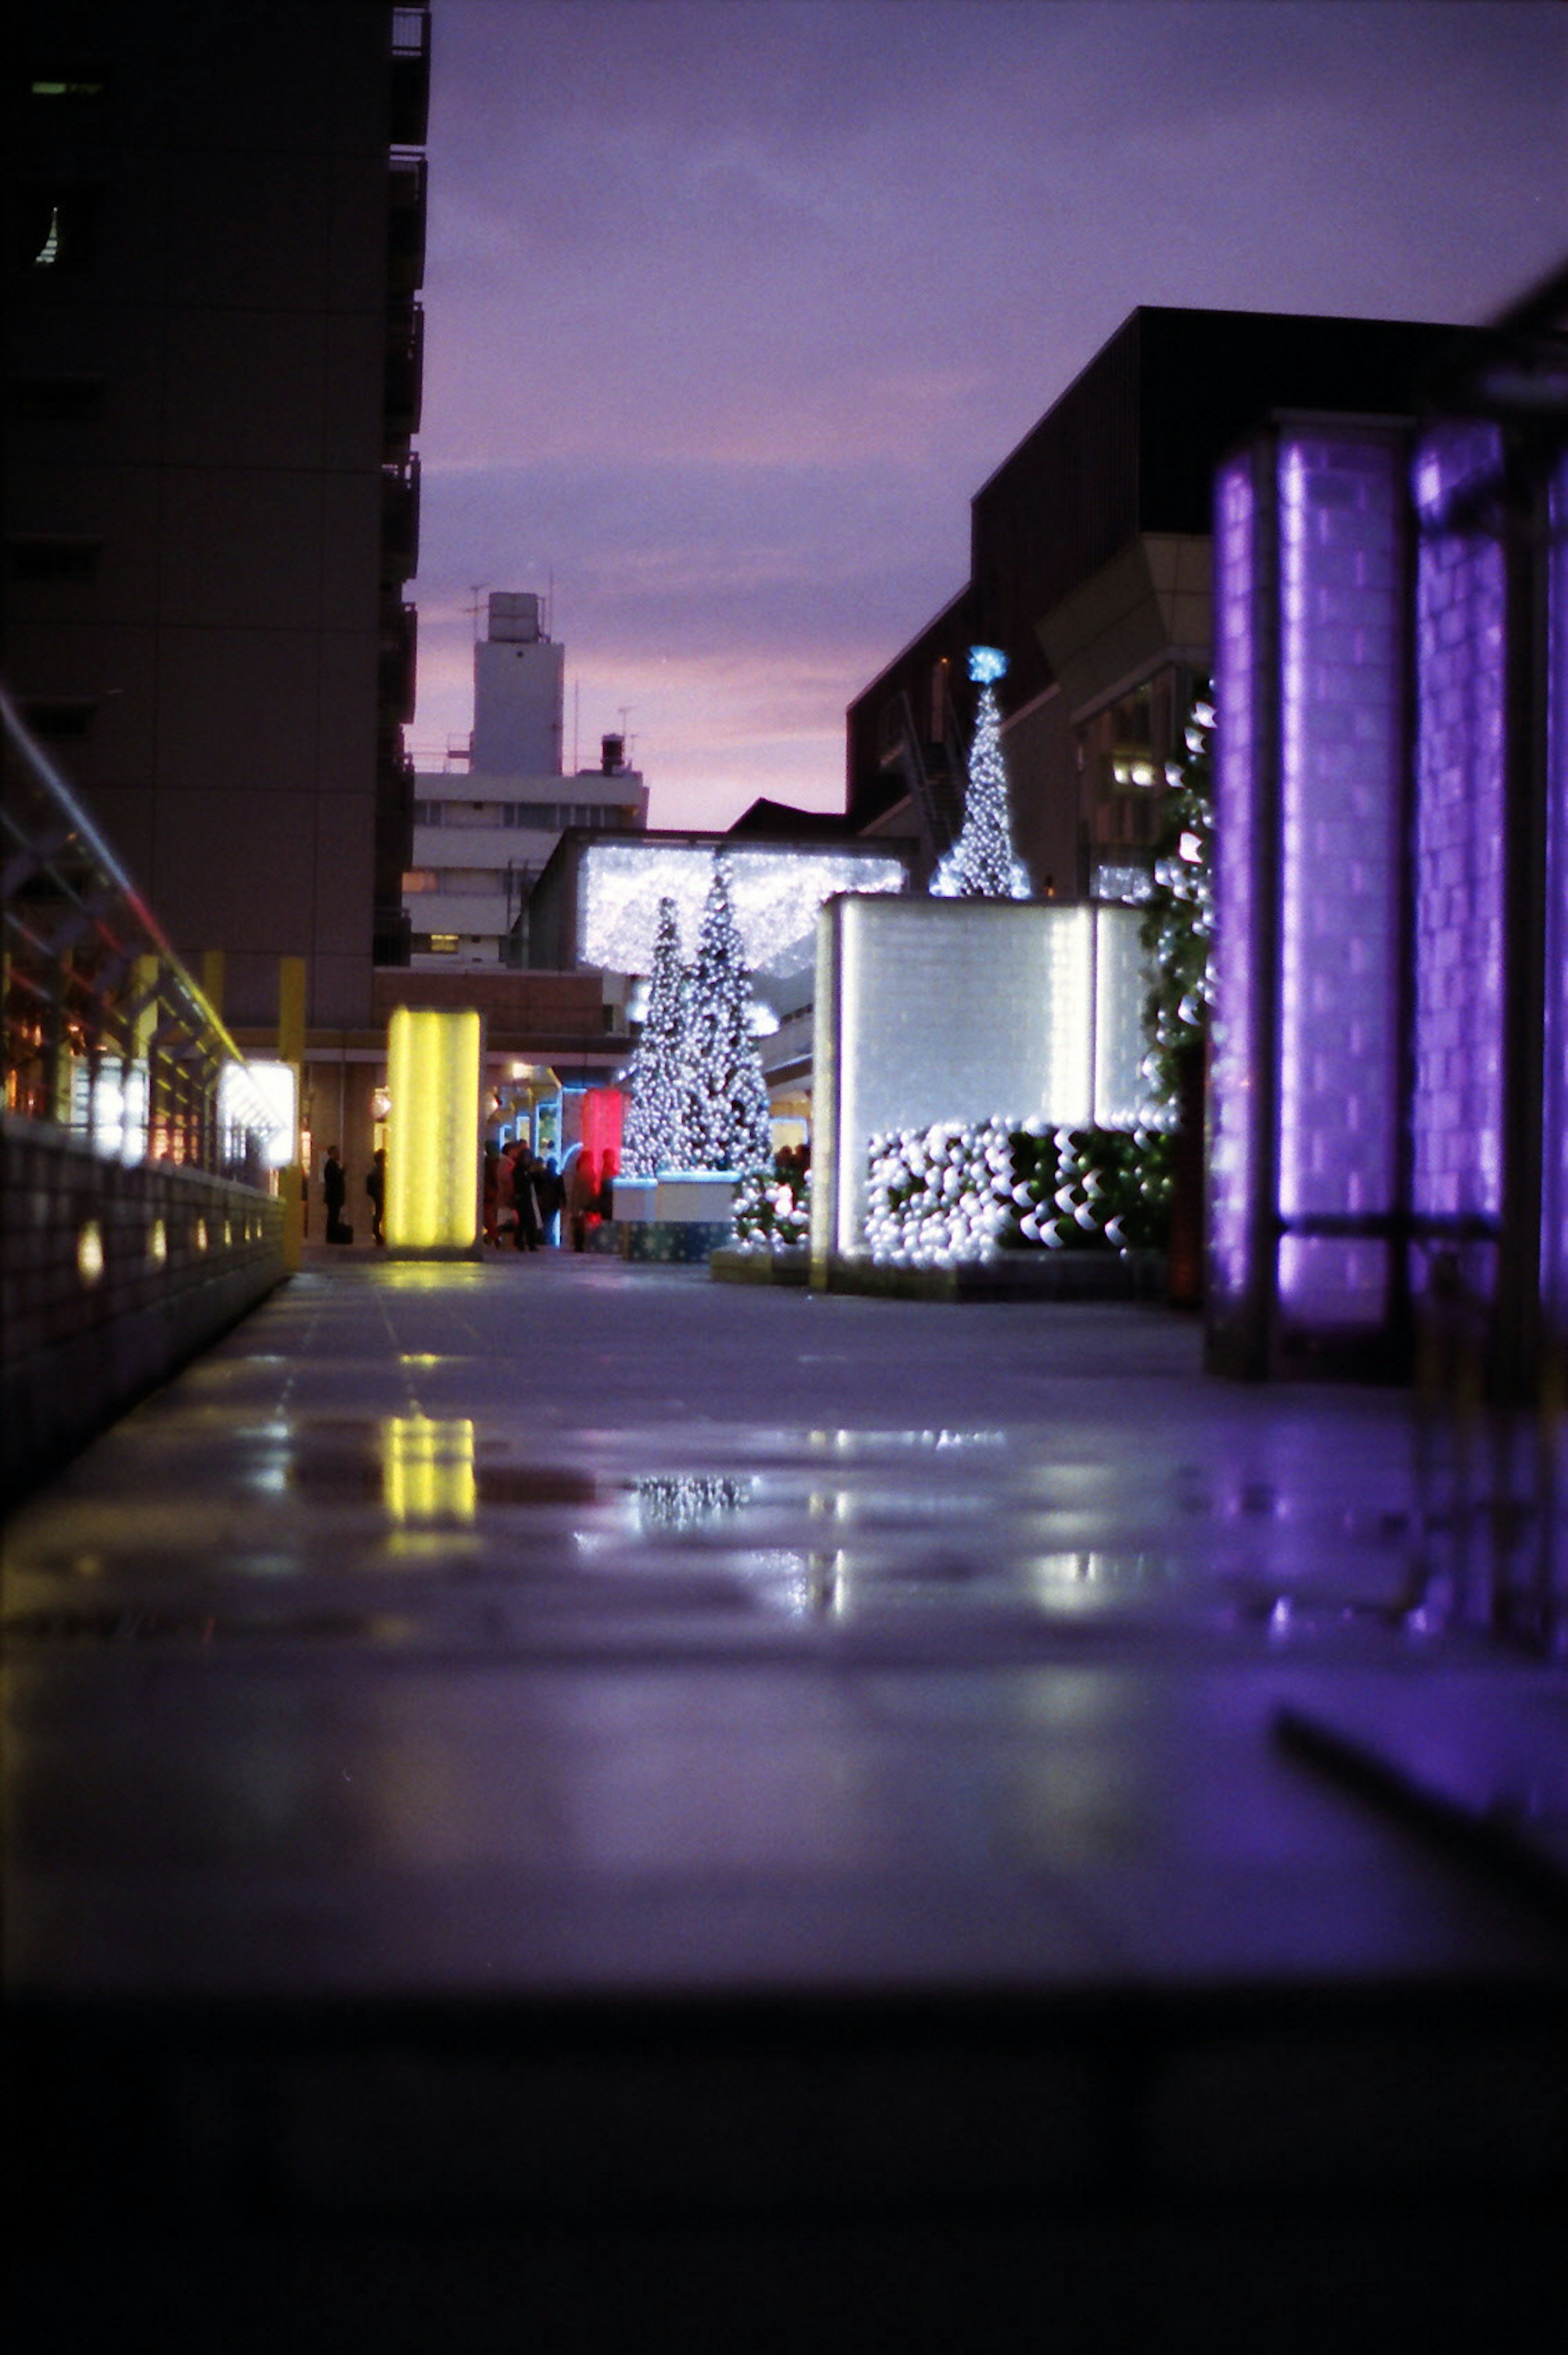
[412,799,443,827]
[416,933,460,955]
[401,869,440,893]
[8,535,102,582]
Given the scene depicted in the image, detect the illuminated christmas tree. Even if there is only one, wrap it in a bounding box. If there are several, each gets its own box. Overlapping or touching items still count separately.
[931,645,1031,899]
[621,896,688,1176]
[1140,684,1215,1111]
[682,857,774,1172]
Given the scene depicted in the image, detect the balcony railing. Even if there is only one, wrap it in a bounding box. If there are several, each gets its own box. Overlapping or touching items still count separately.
[389,5,431,146]
[380,452,421,583]
[387,153,427,294]
[2,688,287,1183]
[384,298,424,446]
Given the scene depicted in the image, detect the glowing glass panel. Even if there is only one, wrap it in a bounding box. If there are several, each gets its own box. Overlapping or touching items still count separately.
[1411,422,1506,1308]
[816,898,1149,1256]
[1276,428,1403,1327]
[219,1058,296,1169]
[1546,448,1568,1327]
[386,1007,482,1251]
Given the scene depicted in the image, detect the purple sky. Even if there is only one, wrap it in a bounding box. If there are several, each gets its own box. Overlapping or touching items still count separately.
[410,0,1566,827]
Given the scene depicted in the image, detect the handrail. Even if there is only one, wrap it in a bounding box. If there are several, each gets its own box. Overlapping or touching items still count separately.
[1,686,287,1183]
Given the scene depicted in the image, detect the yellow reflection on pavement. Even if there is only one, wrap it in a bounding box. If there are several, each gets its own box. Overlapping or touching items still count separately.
[382,1416,477,1525]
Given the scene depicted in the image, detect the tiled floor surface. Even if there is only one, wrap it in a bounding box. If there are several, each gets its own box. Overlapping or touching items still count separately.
[7,1250,1568,1996]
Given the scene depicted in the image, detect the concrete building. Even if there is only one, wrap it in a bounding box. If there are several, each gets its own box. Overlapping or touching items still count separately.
[4,0,430,1028]
[847,307,1481,902]
[405,592,648,969]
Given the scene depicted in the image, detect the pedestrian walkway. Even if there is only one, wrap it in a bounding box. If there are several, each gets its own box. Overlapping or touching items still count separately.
[7,1254,1568,2347]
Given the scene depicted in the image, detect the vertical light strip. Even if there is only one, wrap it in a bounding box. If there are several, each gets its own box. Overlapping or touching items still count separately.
[1207,452,1259,1316]
[386,1007,482,1252]
[1543,446,1568,1328]
[1275,428,1402,1328]
[1411,422,1506,1307]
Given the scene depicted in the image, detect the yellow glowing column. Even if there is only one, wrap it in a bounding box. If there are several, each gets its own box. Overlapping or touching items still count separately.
[385,1007,483,1256]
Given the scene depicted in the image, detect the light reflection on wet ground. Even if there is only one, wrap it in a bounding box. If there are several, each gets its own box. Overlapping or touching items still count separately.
[7,1255,1568,1996]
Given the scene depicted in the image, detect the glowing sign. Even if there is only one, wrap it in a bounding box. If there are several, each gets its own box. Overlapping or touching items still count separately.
[386,1007,483,1254]
[219,1058,297,1169]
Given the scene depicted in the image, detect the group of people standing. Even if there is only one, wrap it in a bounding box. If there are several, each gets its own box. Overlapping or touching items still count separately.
[320,1145,385,1246]
[483,1140,564,1251]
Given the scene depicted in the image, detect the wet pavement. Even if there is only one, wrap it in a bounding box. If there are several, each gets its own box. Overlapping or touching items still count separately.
[7,1248,1568,1998]
[10,1251,1568,2348]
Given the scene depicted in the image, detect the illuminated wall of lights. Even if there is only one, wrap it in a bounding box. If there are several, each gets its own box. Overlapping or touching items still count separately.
[1409,423,1508,1312]
[1276,427,1405,1331]
[1546,448,1568,1325]
[810,896,1152,1264]
[1207,411,1568,1379]
[580,842,905,991]
[385,1007,483,1254]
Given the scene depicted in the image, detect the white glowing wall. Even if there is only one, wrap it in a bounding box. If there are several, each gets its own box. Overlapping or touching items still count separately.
[580,842,906,991]
[811,896,1152,1261]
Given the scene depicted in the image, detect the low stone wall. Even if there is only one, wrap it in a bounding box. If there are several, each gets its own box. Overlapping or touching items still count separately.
[583,1219,733,1266]
[1,1117,288,1507]
[808,1249,1168,1303]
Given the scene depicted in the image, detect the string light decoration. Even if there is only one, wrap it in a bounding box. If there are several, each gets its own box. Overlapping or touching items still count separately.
[681,856,775,1174]
[582,842,905,979]
[864,1116,1173,1265]
[931,646,1032,901]
[1140,686,1215,1110]
[621,895,688,1177]
[731,1163,810,1251]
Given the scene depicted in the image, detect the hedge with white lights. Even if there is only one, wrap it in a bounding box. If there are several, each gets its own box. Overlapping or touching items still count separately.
[863,1117,1172,1266]
[731,1161,810,1252]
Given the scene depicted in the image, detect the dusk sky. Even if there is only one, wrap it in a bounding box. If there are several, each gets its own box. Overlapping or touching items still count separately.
[410,0,1566,828]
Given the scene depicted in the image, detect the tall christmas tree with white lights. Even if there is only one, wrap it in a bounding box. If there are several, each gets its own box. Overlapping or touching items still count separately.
[681,857,773,1172]
[931,645,1031,899]
[621,896,689,1176]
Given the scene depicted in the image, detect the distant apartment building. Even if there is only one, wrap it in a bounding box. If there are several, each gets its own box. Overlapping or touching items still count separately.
[405,591,648,967]
[848,306,1481,903]
[4,0,429,1027]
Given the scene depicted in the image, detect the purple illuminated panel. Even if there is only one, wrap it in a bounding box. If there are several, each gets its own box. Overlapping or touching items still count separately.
[1411,423,1505,1306]
[1207,453,1259,1316]
[1276,430,1403,1328]
[1544,446,1568,1326]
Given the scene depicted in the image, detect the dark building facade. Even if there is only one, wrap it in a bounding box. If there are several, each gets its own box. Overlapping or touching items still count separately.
[3,0,428,1027]
[849,307,1480,898]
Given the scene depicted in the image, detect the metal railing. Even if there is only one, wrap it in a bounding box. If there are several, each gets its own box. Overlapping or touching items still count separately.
[1,687,287,1185]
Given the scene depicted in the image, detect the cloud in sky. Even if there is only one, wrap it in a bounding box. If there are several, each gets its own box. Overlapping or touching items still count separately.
[412,0,1567,822]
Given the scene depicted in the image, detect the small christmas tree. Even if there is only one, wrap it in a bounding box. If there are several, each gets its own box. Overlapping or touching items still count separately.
[931,645,1031,900]
[621,896,688,1176]
[681,856,774,1172]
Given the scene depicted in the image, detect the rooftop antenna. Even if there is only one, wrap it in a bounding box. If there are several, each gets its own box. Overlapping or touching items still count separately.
[572,679,580,779]
[466,583,488,643]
